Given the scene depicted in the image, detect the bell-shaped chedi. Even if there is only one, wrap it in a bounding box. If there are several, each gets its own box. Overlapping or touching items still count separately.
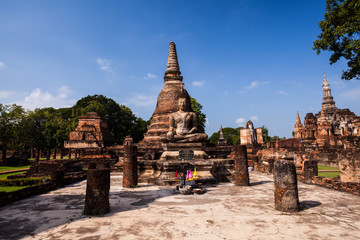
[140,42,194,149]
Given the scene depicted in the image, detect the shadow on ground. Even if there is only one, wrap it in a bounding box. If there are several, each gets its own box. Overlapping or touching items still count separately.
[0,188,176,240]
[300,200,322,211]
[251,180,272,186]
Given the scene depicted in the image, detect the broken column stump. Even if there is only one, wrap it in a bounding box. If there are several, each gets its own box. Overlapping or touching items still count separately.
[84,168,110,215]
[303,160,318,182]
[51,170,64,188]
[123,145,138,188]
[273,160,299,212]
[234,145,250,186]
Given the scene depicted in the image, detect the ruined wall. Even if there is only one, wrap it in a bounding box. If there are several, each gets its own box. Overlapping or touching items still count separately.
[338,150,360,183]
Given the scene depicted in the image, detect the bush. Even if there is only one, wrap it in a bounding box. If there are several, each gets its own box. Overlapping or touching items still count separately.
[0,177,50,187]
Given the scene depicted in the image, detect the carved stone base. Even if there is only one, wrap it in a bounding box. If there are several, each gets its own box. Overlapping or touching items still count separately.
[137,158,234,186]
[160,142,208,161]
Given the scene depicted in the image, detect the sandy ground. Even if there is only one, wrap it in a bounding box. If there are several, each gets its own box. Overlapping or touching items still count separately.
[0,171,359,240]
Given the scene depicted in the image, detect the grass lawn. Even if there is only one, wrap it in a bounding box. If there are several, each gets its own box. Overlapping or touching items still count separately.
[318,165,339,171]
[0,186,28,192]
[318,171,340,178]
[0,165,30,173]
[318,165,340,178]
[0,171,27,180]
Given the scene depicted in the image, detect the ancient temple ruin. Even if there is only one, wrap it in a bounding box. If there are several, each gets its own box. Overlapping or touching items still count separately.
[294,74,360,147]
[140,42,192,150]
[64,112,114,149]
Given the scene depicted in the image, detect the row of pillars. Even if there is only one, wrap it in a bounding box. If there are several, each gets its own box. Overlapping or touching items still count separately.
[82,143,313,215]
[234,145,305,212]
[83,144,138,215]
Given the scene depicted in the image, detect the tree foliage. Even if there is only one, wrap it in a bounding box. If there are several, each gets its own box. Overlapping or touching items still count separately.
[190,97,206,132]
[208,127,242,146]
[72,95,143,144]
[0,104,26,150]
[0,95,150,159]
[313,0,360,80]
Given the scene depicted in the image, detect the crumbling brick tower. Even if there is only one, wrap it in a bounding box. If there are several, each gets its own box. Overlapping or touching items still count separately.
[139,42,193,151]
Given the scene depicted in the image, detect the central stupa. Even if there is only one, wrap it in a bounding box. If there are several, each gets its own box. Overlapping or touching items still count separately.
[140,42,196,150]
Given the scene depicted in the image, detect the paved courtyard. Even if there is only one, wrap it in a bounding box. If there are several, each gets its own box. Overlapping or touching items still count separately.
[0,171,359,240]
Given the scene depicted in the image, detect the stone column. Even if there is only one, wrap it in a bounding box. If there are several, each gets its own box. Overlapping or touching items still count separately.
[51,170,64,188]
[273,159,299,212]
[234,145,250,186]
[123,145,138,188]
[303,160,318,181]
[84,168,110,215]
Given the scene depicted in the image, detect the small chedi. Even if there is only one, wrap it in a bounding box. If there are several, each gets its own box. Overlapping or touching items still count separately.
[294,74,360,147]
[64,112,114,149]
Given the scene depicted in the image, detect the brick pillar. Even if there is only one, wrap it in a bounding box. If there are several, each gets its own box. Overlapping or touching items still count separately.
[303,160,318,181]
[123,145,138,188]
[51,170,64,188]
[273,160,299,212]
[234,145,250,186]
[84,169,110,215]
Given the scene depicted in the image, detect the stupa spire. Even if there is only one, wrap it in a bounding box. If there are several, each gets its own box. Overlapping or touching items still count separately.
[165,42,181,77]
[296,109,302,125]
[321,72,336,111]
[219,125,225,139]
[322,72,329,88]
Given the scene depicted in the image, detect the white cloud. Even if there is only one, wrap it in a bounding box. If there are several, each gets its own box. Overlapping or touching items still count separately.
[250,115,259,121]
[205,118,210,127]
[125,94,156,107]
[339,87,360,101]
[16,86,75,110]
[0,62,6,68]
[96,58,113,72]
[236,118,246,127]
[245,81,269,89]
[277,90,289,95]
[144,73,157,79]
[0,91,15,99]
[330,79,346,89]
[192,81,205,87]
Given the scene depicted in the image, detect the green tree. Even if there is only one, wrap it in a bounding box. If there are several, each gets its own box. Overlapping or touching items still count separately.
[208,127,242,146]
[72,95,148,144]
[313,0,360,80]
[190,97,206,132]
[261,126,285,144]
[0,104,26,162]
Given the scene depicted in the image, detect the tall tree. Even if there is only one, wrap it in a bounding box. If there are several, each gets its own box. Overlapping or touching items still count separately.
[190,97,206,132]
[313,0,360,80]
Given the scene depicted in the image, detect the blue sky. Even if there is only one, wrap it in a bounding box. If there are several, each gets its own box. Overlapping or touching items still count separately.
[1,0,360,138]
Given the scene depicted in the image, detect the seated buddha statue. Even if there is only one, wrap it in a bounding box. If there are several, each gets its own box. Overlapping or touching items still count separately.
[163,98,208,143]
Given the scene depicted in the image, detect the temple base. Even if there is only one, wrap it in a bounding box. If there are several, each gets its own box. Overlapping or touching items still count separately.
[137,158,234,186]
[160,142,208,161]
